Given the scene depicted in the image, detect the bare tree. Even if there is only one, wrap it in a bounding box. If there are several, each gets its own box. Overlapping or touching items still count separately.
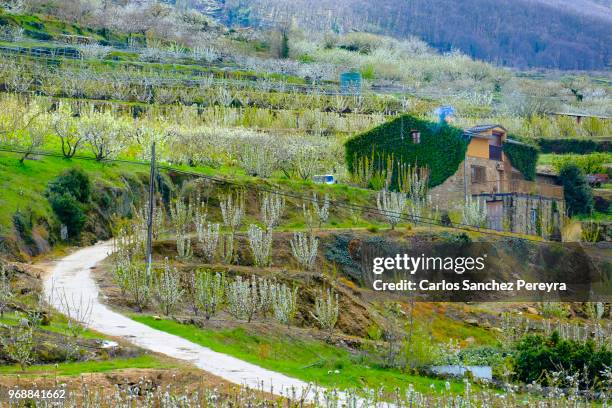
[57,290,93,339]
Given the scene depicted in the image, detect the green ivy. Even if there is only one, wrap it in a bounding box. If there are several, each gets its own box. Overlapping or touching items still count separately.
[502,139,539,181]
[345,114,469,188]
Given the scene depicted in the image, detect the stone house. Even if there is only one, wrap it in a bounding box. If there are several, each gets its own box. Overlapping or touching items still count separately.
[430,125,565,238]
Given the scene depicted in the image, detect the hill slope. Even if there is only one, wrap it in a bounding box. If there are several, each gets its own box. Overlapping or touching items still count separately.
[217,0,612,70]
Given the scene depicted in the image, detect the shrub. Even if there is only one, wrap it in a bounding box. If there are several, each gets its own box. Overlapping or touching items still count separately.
[24,29,52,41]
[513,332,612,389]
[402,326,438,369]
[461,196,487,227]
[558,164,594,216]
[458,346,504,366]
[49,193,86,238]
[1,325,34,370]
[46,168,91,203]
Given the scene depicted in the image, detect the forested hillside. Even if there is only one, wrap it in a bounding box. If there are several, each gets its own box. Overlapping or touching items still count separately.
[218,0,612,70]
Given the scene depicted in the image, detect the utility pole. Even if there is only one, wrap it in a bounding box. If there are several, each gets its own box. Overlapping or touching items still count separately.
[145,142,156,282]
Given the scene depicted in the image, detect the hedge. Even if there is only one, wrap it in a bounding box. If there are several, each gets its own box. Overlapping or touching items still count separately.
[514,332,611,389]
[537,138,610,154]
[502,140,539,181]
[345,114,469,188]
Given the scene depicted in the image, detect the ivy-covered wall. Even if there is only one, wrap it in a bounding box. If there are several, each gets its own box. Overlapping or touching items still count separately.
[502,139,539,181]
[345,115,469,188]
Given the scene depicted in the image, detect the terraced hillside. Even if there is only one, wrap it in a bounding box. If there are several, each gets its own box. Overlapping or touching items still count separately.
[0,4,610,407]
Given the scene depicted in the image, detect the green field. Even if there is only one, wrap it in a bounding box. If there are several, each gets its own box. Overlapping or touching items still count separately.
[131,315,472,394]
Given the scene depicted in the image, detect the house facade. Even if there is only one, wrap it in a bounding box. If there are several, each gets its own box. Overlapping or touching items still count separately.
[430,125,565,239]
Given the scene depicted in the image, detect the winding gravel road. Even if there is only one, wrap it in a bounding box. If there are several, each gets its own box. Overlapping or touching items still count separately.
[43,241,322,400]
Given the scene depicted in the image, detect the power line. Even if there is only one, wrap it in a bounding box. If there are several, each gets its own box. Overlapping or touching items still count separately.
[0,146,548,242]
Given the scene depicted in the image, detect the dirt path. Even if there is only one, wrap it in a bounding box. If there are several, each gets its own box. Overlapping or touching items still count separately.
[42,241,362,404]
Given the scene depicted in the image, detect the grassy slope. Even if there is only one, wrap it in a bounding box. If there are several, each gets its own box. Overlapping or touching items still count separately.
[0,10,306,83]
[131,315,471,394]
[0,355,175,376]
[0,308,174,376]
[0,11,129,44]
[0,311,106,340]
[0,151,149,236]
[0,150,383,239]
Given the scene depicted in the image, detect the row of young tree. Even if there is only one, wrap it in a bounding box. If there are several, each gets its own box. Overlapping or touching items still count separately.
[110,240,340,331]
[159,190,329,267]
[110,189,339,331]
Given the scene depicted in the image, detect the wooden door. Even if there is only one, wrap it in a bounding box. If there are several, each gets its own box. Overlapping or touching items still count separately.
[487,201,503,231]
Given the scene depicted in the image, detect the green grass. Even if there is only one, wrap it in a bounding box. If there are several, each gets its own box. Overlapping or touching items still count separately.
[537,154,556,166]
[0,311,108,340]
[574,211,612,221]
[130,315,469,394]
[0,151,149,235]
[0,355,175,376]
[430,313,497,345]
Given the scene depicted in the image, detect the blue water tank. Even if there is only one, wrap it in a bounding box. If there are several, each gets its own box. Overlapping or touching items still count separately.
[340,72,362,95]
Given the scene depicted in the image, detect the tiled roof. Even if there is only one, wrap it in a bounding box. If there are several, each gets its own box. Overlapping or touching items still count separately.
[465,124,507,133]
